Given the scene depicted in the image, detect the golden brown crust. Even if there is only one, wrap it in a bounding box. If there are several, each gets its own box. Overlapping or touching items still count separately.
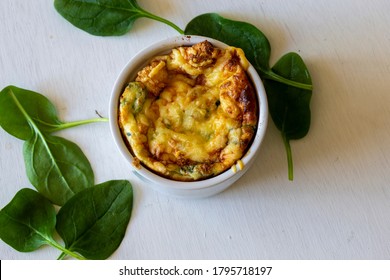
[118,41,258,181]
[180,40,222,68]
[135,58,168,96]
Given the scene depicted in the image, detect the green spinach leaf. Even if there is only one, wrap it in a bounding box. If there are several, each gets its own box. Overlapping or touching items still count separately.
[264,52,312,180]
[0,188,57,252]
[0,188,119,260]
[184,13,312,91]
[24,132,94,206]
[0,86,62,140]
[56,180,133,260]
[54,0,184,36]
[0,86,107,140]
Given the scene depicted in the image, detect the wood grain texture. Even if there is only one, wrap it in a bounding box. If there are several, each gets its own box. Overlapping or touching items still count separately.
[1,0,390,259]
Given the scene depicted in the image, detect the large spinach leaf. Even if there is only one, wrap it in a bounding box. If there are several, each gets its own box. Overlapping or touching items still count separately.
[54,0,184,36]
[264,53,312,180]
[0,188,57,252]
[0,188,84,259]
[0,86,107,140]
[185,13,312,91]
[56,180,133,260]
[0,86,62,140]
[24,133,94,206]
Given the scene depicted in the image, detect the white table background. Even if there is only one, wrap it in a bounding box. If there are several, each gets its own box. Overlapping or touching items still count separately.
[1,0,389,260]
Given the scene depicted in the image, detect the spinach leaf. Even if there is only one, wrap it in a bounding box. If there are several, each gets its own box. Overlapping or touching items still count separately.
[56,180,133,260]
[0,86,108,140]
[54,0,184,36]
[24,132,94,206]
[264,52,312,180]
[0,188,85,259]
[0,188,57,252]
[184,13,312,91]
[0,86,61,140]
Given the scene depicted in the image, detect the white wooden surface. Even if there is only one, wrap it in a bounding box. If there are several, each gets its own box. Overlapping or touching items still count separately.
[1,0,390,260]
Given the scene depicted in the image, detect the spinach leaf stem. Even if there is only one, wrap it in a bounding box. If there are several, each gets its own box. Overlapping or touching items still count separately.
[52,117,109,131]
[264,71,313,91]
[46,239,86,260]
[282,132,294,181]
[137,7,184,34]
[28,223,86,260]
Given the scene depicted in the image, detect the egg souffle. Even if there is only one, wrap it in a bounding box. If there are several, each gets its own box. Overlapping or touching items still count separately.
[118,40,258,181]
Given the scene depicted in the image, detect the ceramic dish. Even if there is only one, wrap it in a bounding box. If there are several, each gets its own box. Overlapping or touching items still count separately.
[109,35,268,198]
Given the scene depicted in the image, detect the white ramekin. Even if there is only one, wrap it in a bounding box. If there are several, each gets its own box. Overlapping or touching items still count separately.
[109,35,268,198]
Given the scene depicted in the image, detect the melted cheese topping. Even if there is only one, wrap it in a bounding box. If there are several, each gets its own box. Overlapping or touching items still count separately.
[119,41,258,181]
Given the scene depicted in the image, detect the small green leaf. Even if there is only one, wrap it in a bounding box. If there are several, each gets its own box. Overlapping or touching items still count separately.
[0,188,57,252]
[264,52,313,180]
[265,52,312,139]
[54,0,184,36]
[56,180,133,260]
[23,132,94,206]
[0,86,108,139]
[0,86,62,140]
